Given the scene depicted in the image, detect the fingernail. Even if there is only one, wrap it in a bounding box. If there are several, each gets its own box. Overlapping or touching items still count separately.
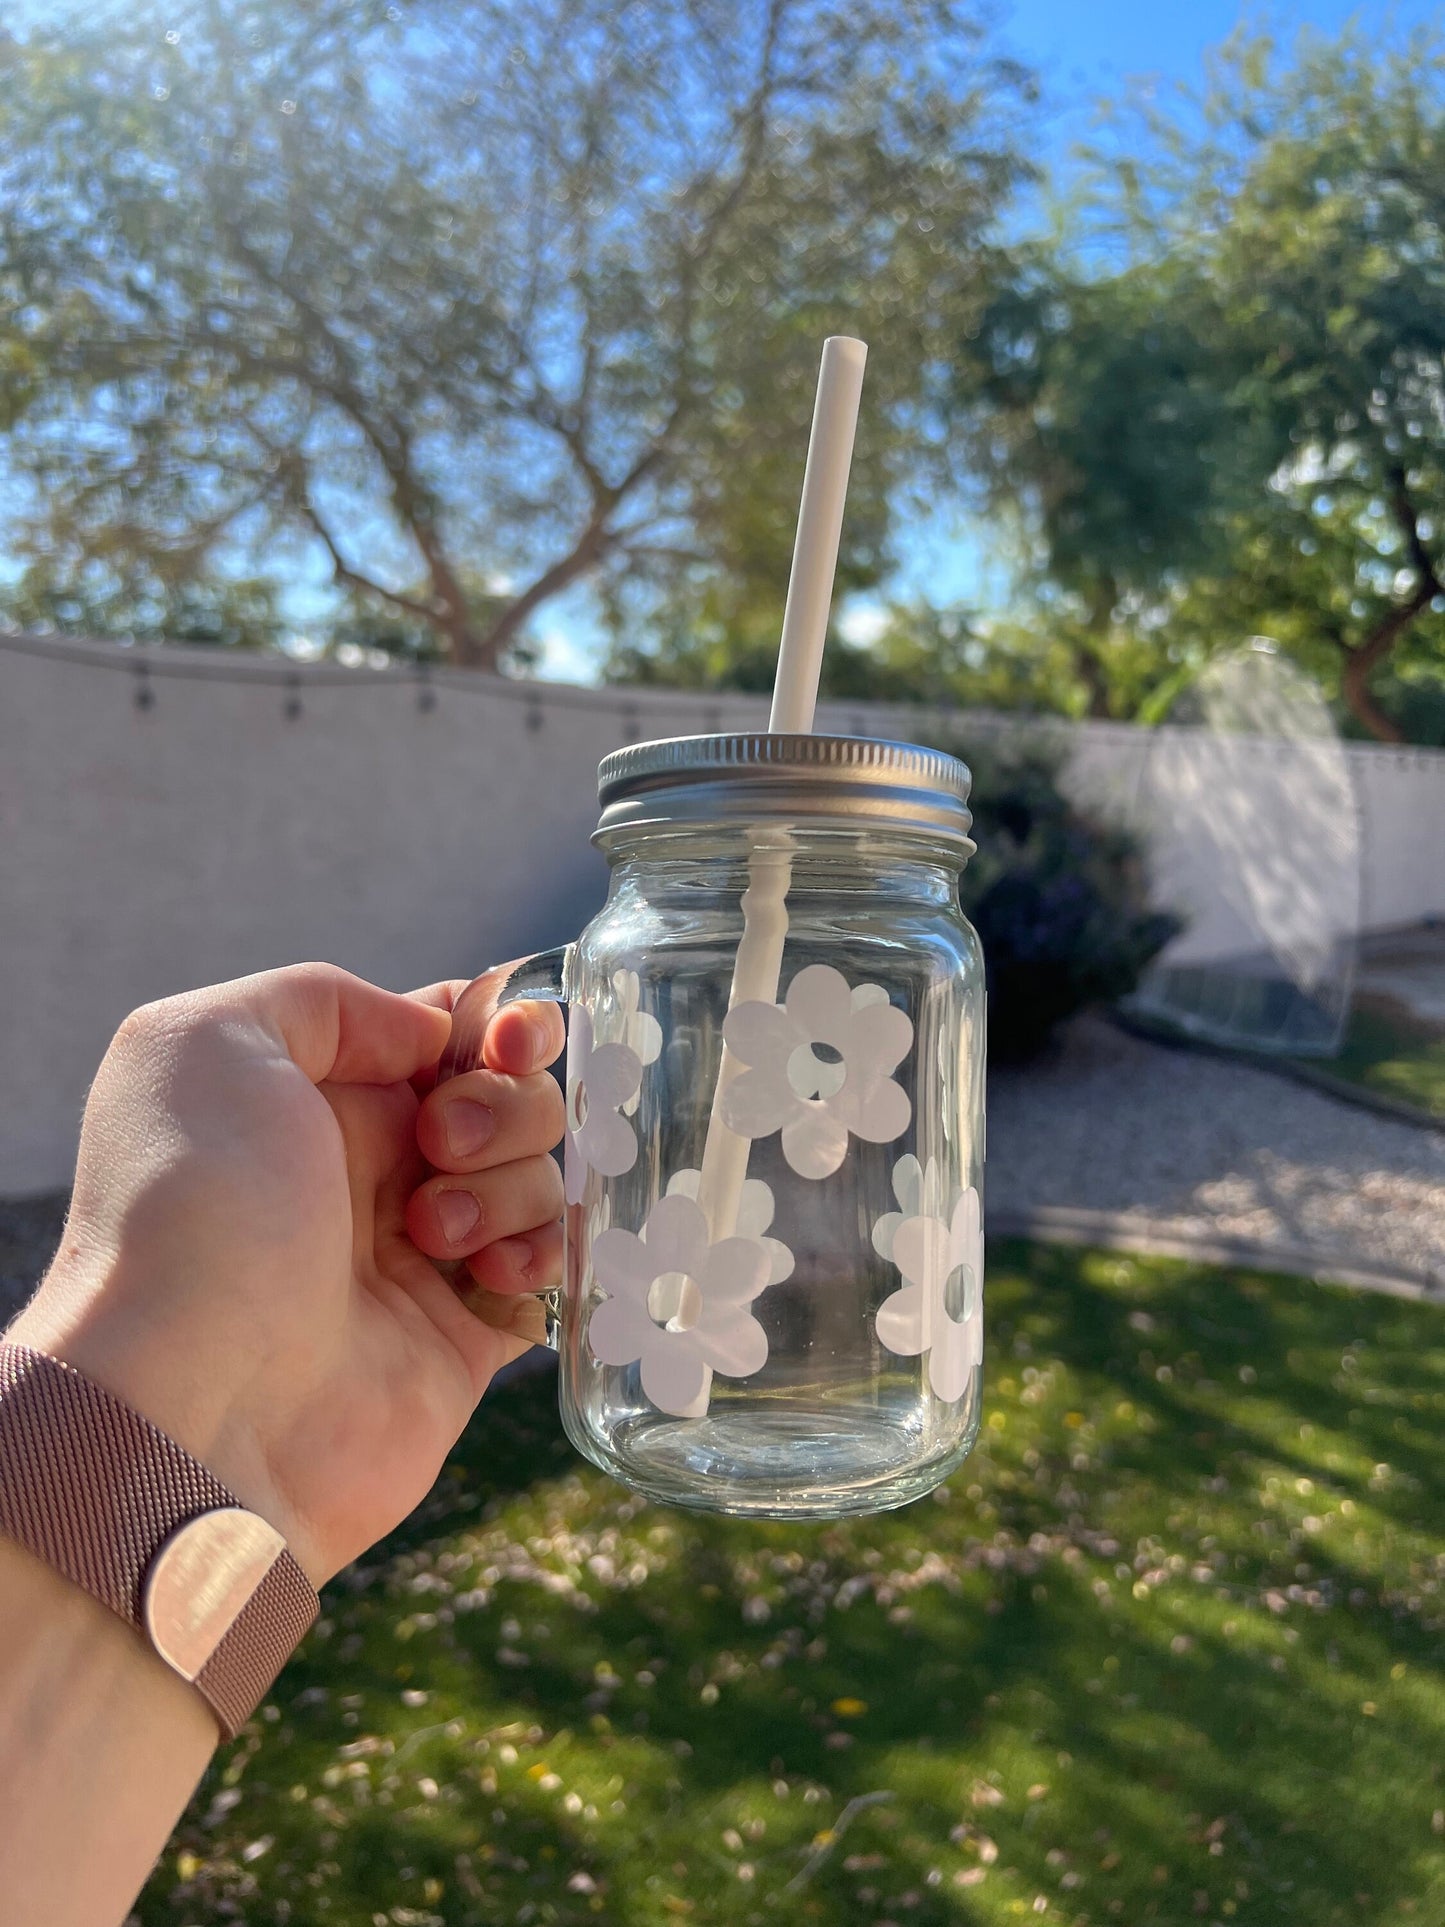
[436,1189,481,1244]
[496,1234,536,1283]
[528,1014,554,1066]
[445,1098,496,1159]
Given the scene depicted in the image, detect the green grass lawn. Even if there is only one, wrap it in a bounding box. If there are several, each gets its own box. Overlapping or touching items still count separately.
[1305,997,1445,1121]
[135,1243,1445,1927]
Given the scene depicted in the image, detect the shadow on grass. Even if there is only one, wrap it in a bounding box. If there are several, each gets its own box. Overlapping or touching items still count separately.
[139,1241,1445,1927]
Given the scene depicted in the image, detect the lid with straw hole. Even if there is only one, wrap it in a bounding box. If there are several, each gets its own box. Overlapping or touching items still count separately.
[594,732,975,848]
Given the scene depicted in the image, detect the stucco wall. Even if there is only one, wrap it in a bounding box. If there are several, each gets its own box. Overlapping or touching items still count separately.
[4,634,1442,1194]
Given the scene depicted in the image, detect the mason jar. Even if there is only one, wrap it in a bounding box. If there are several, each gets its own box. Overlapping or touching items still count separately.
[441,734,986,1518]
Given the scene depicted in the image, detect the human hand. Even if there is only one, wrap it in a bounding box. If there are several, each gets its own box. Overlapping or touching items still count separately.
[9,963,565,1586]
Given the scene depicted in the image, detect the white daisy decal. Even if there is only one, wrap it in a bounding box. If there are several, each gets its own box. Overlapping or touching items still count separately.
[871,1153,951,1265]
[720,964,914,1179]
[608,968,663,1117]
[664,1167,794,1287]
[875,1183,984,1403]
[563,1006,643,1205]
[586,1193,781,1417]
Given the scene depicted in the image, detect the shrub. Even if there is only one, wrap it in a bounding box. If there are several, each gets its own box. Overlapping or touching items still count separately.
[924,731,1181,1061]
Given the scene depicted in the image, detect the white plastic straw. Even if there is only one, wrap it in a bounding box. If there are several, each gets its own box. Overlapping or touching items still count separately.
[695,337,868,1244]
[769,336,869,733]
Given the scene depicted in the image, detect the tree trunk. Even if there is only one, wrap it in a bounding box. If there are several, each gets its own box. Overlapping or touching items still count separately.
[1341,470,1445,743]
[409,526,496,670]
[1338,594,1428,744]
[436,597,495,671]
[1074,645,1113,720]
[1075,579,1116,720]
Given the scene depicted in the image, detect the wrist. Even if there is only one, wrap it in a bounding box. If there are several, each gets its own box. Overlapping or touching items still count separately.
[10,1265,322,1585]
[0,1338,320,1742]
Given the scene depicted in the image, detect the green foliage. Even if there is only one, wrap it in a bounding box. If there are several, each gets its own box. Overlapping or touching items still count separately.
[952,27,1445,742]
[0,570,287,651]
[606,598,1091,713]
[0,0,1032,668]
[135,1244,1445,1926]
[959,260,1256,602]
[1300,997,1445,1122]
[935,735,1179,1059]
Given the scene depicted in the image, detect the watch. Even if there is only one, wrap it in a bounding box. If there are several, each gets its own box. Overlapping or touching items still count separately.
[0,1342,319,1740]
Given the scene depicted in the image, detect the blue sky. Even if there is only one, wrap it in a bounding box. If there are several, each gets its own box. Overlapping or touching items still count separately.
[997,0,1435,106]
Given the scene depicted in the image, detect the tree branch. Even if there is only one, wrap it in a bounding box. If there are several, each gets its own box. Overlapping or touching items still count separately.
[295,488,440,629]
[1388,463,1444,603]
[474,507,618,666]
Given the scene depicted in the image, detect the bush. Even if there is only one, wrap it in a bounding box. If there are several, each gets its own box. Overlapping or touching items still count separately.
[926,732,1180,1061]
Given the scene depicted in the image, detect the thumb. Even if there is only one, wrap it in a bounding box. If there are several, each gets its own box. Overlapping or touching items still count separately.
[222,962,453,1087]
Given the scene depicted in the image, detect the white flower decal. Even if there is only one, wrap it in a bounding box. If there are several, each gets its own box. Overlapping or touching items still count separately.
[586,1193,778,1417]
[664,1168,794,1287]
[720,964,914,1179]
[875,1179,984,1403]
[607,969,663,1117]
[564,1006,643,1205]
[871,1153,950,1264]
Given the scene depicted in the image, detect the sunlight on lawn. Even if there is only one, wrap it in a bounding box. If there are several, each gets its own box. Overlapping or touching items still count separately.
[1317,999,1445,1121]
[137,1243,1445,1927]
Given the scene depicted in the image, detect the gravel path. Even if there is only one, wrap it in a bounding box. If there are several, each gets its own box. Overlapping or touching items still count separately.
[4,1016,1441,1322]
[988,1015,1445,1292]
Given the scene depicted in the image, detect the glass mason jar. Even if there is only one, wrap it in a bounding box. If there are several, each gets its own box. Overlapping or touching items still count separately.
[441,734,985,1518]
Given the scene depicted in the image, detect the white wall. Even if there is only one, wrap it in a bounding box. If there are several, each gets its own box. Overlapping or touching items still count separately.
[4,634,1443,1194]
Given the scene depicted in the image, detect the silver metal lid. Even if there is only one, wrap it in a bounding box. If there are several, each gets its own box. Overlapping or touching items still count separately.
[595,733,974,850]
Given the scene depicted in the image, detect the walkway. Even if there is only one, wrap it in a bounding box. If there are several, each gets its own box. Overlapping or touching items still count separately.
[988,1015,1445,1296]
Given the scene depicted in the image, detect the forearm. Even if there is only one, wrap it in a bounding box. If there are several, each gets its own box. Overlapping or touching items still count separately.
[0,1536,217,1927]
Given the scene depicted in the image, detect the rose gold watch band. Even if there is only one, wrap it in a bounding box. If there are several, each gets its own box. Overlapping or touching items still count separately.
[0,1343,318,1741]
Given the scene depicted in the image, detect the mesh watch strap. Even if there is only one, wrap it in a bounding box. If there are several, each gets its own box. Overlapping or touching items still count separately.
[0,1343,318,1740]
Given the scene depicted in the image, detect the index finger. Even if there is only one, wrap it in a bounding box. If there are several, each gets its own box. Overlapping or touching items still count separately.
[409,969,566,1094]
[217,961,452,1088]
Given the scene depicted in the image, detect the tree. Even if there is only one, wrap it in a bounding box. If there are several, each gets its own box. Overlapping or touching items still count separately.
[952,29,1445,742]
[0,0,1032,669]
[605,593,1086,713]
[952,257,1269,717]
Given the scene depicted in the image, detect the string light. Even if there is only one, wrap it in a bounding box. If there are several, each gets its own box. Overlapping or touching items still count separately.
[0,632,803,735]
[0,633,963,746]
[14,633,1433,780]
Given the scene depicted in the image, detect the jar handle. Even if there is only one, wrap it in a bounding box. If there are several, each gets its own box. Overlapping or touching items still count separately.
[434,946,573,1353]
[436,944,572,1085]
